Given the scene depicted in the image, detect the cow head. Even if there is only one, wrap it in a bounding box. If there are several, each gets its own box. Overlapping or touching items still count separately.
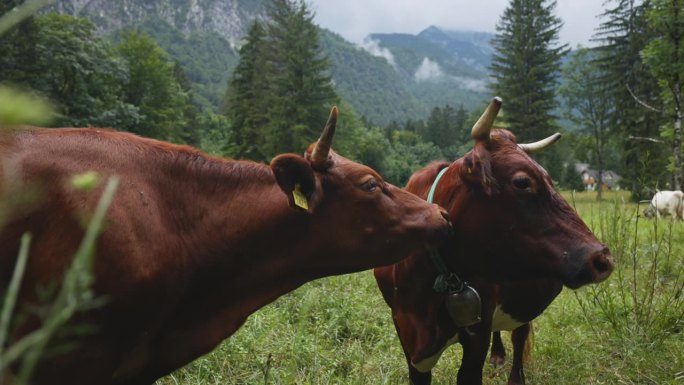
[270,107,451,272]
[440,98,613,288]
[643,205,656,218]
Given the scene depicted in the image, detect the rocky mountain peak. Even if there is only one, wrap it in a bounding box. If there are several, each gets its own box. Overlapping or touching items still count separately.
[46,0,267,48]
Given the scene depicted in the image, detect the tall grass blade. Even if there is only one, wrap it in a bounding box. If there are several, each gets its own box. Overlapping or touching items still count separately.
[0,0,49,35]
[16,176,119,382]
[0,177,119,383]
[0,234,31,363]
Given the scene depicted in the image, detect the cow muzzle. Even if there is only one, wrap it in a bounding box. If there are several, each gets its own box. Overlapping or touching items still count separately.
[435,206,453,239]
[421,205,453,247]
[566,246,614,289]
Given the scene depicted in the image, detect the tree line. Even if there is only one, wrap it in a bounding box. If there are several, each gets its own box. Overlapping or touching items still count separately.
[571,0,683,199]
[0,2,201,140]
[1,0,682,198]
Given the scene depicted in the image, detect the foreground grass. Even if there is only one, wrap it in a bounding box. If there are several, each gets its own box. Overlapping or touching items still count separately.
[157,190,683,385]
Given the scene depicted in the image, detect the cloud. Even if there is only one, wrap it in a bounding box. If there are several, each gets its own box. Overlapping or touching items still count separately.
[413,57,487,91]
[360,38,397,67]
[452,76,487,92]
[414,57,444,81]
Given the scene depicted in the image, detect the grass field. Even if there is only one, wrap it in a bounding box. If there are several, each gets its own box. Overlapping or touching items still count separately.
[157,191,684,385]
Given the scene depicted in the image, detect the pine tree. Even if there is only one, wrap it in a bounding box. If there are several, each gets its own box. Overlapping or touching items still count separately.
[489,0,568,144]
[421,104,463,154]
[422,106,445,145]
[172,63,200,146]
[594,0,668,198]
[642,0,684,190]
[454,104,469,143]
[224,21,271,161]
[224,0,337,162]
[264,0,337,156]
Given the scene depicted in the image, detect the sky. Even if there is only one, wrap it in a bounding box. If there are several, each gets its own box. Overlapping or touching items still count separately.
[308,0,608,48]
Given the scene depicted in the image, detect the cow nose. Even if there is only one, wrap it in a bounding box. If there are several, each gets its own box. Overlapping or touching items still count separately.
[434,206,453,238]
[588,246,614,283]
[439,207,450,223]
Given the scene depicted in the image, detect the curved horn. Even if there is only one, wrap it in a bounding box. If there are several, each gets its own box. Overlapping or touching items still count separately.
[311,106,338,168]
[518,132,562,154]
[471,96,502,141]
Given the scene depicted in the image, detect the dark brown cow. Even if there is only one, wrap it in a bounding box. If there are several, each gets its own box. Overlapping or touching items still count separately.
[0,107,451,385]
[374,98,613,385]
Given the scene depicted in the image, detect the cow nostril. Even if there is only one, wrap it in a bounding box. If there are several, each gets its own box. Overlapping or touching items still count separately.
[593,257,610,274]
[440,209,450,222]
[590,247,614,280]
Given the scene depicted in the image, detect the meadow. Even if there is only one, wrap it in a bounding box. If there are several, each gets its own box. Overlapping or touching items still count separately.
[156,191,684,385]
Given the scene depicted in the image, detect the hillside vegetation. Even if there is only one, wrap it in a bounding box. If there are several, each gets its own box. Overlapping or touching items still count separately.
[45,0,492,125]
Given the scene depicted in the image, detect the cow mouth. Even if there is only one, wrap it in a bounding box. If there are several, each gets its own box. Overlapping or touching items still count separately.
[426,213,453,246]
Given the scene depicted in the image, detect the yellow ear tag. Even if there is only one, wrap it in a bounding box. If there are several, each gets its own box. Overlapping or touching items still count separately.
[293,184,309,210]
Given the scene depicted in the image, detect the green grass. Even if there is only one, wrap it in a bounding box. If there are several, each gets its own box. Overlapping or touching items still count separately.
[157,190,684,385]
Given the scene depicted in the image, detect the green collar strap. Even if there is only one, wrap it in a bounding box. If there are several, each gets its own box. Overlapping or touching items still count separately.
[427,166,449,204]
[426,166,464,293]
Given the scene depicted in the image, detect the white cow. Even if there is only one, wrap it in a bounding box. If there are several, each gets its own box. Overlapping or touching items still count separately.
[643,190,684,219]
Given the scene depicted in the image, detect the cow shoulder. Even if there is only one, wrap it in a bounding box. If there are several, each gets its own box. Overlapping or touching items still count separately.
[406,161,450,197]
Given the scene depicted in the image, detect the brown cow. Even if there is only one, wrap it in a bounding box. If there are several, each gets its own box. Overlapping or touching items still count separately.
[0,107,451,385]
[374,98,613,385]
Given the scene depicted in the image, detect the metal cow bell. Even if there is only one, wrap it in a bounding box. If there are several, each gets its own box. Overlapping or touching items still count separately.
[445,285,482,327]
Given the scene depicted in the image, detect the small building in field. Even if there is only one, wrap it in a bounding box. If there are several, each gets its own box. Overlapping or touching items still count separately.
[575,163,621,191]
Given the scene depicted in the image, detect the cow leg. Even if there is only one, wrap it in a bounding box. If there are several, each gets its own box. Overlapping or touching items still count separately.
[394,319,434,385]
[396,328,433,385]
[489,331,506,368]
[456,329,491,385]
[407,357,433,385]
[507,323,530,385]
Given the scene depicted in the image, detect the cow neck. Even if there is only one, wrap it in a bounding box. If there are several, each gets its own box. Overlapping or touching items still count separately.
[427,166,466,293]
[184,160,328,316]
[426,165,483,327]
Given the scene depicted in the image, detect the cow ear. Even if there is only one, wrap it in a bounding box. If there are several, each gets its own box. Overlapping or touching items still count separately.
[270,154,318,212]
[459,147,495,195]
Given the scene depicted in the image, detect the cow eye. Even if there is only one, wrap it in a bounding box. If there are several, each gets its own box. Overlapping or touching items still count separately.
[361,178,379,192]
[513,176,532,190]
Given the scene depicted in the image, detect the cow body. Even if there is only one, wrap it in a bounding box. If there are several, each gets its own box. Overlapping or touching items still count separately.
[374,98,613,385]
[0,109,451,385]
[643,190,684,219]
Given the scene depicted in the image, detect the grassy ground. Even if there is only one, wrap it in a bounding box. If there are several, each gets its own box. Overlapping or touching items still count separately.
[156,191,684,385]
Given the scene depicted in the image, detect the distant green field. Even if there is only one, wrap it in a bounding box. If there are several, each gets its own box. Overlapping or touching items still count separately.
[157,190,684,385]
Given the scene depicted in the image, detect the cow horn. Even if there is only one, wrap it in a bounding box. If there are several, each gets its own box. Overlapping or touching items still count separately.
[471,97,502,141]
[518,132,562,153]
[311,106,338,168]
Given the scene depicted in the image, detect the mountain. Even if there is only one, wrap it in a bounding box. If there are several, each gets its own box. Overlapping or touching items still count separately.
[363,26,494,119]
[45,1,493,125]
[321,26,494,124]
[418,27,494,73]
[46,0,267,48]
[45,0,268,110]
[320,30,426,125]
[115,18,240,109]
